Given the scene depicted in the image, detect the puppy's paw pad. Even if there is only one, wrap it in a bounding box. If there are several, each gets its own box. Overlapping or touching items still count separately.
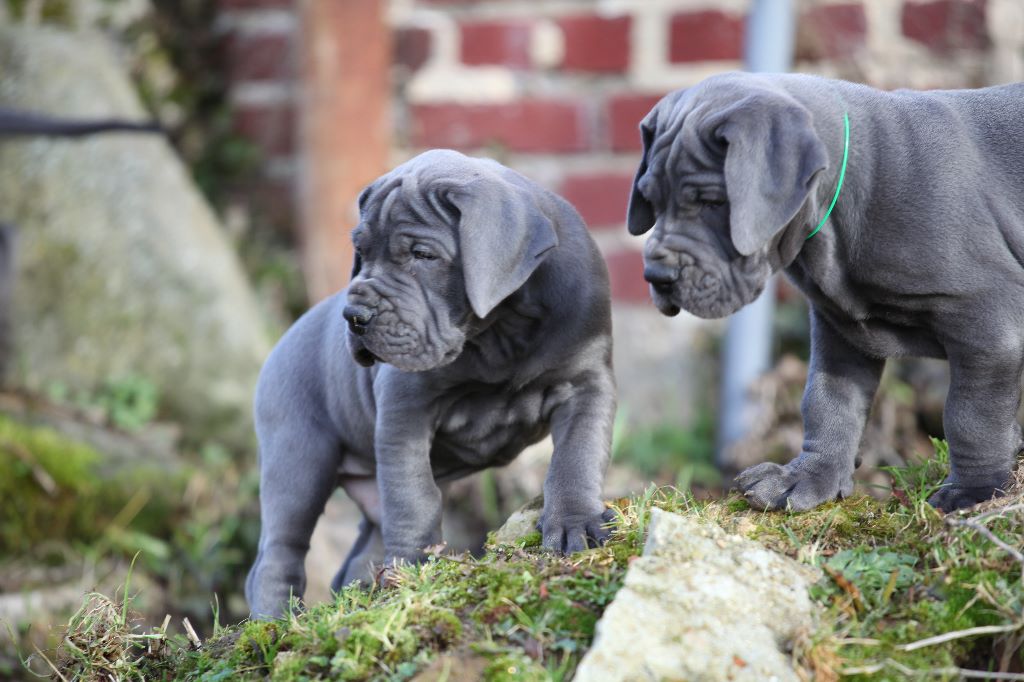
[541,506,616,555]
[735,462,798,510]
[735,458,851,512]
[734,462,787,490]
[785,478,849,512]
[586,508,618,545]
[927,480,1002,512]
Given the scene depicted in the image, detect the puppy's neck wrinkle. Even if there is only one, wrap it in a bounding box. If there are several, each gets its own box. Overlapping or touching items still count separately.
[460,293,547,380]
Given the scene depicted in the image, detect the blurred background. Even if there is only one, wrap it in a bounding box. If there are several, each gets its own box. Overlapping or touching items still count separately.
[0,0,1018,676]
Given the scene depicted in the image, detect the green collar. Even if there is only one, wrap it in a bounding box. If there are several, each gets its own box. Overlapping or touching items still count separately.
[806,112,850,240]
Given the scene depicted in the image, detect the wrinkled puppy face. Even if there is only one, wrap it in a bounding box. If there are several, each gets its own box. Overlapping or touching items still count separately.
[347,174,469,372]
[346,150,557,372]
[627,74,828,319]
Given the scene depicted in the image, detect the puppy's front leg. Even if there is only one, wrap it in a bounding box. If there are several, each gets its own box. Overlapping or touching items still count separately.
[374,372,443,567]
[929,347,1021,511]
[737,309,884,511]
[542,369,616,553]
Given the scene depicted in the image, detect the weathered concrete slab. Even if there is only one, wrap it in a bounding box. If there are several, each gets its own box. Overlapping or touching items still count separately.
[575,508,820,682]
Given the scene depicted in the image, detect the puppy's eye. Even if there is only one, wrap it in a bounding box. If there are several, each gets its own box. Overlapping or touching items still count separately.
[412,247,437,261]
[699,196,726,208]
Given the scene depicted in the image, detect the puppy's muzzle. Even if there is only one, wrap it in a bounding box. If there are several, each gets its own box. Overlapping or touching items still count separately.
[643,263,678,296]
[343,304,375,336]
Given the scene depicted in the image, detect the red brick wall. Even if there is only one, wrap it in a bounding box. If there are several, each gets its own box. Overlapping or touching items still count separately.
[220,0,297,231]
[218,0,1001,305]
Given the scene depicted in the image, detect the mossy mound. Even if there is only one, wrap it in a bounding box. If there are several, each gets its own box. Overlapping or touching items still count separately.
[0,406,260,680]
[51,441,1024,681]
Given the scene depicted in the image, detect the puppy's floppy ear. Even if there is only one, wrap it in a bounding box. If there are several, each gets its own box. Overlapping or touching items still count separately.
[627,107,658,236]
[356,179,380,216]
[448,178,558,319]
[350,249,362,280]
[350,180,382,281]
[716,95,828,256]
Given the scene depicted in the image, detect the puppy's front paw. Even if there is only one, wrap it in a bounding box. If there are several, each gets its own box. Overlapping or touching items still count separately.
[735,456,854,511]
[927,478,1004,512]
[539,505,616,554]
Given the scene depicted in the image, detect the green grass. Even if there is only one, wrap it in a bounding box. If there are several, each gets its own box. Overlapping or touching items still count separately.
[44,440,1024,681]
[0,411,261,678]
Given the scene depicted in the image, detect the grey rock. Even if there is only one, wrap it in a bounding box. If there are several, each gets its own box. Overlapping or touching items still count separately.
[488,494,543,546]
[0,27,269,444]
[575,508,820,682]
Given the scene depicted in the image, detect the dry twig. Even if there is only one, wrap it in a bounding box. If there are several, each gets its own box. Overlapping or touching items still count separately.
[182,618,202,650]
[947,504,1024,583]
[898,622,1024,652]
[3,439,57,496]
[843,658,1024,680]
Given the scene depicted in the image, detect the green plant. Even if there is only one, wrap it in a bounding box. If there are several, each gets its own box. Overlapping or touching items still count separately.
[883,436,951,506]
[44,375,161,431]
[612,412,719,489]
[96,375,161,431]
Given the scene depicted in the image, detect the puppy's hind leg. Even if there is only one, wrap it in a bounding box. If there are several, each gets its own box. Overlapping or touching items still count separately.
[331,516,384,591]
[246,426,339,619]
[332,475,385,590]
[929,344,1022,512]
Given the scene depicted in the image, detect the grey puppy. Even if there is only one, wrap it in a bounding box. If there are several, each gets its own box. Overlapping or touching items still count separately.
[246,149,616,619]
[627,72,1024,513]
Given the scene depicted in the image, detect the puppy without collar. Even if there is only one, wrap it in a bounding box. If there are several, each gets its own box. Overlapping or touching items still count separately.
[628,72,1024,514]
[246,150,615,619]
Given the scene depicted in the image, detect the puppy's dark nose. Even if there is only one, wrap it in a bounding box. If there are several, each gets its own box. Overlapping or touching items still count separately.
[343,304,375,336]
[643,264,677,295]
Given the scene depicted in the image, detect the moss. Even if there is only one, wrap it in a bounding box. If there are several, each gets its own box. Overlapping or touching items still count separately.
[0,413,179,556]
[481,652,549,681]
[50,439,1024,681]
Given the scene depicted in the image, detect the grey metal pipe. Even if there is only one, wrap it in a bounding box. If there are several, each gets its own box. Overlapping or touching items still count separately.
[716,0,795,470]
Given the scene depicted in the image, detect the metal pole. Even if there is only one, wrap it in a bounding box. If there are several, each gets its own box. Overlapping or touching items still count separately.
[716,0,795,470]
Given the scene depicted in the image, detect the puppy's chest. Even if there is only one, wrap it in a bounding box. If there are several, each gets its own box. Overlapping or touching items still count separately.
[788,266,947,358]
[809,287,945,358]
[431,382,571,466]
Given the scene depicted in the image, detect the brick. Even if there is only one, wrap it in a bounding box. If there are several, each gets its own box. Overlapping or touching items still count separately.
[226,32,292,82]
[796,3,868,60]
[411,100,588,153]
[227,177,295,234]
[669,10,745,63]
[558,14,631,72]
[232,102,295,156]
[460,19,532,68]
[395,26,433,72]
[559,172,634,228]
[607,93,667,152]
[219,0,293,9]
[902,0,988,51]
[605,249,649,304]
